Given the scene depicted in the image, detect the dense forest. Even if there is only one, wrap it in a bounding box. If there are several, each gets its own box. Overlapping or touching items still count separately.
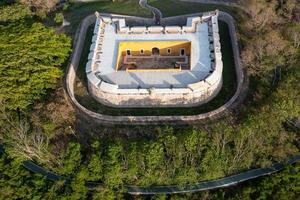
[0,0,299,199]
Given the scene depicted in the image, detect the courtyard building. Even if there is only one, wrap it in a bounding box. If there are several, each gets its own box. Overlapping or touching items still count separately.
[86,11,223,107]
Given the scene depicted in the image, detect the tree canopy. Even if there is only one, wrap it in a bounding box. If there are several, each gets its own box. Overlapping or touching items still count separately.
[0,4,32,23]
[0,0,299,199]
[19,0,60,15]
[0,21,71,111]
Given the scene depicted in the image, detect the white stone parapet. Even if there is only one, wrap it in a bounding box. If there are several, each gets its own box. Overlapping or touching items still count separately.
[188,80,210,91]
[165,26,181,33]
[130,26,147,33]
[114,14,213,34]
[147,26,164,33]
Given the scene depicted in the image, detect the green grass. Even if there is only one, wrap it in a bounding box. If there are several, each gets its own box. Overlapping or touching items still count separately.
[148,0,239,17]
[74,21,237,116]
[63,0,244,36]
[63,0,151,36]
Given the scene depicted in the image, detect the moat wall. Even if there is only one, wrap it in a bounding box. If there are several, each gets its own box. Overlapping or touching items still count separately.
[65,11,246,125]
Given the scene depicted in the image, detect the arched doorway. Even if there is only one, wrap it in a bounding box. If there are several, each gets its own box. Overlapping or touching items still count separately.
[152,47,160,55]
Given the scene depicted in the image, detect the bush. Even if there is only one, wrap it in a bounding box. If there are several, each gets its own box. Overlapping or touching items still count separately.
[54,12,64,25]
[63,3,71,11]
[0,22,71,111]
[0,4,32,22]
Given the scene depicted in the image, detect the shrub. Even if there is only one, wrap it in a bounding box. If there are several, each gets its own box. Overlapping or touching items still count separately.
[0,22,71,110]
[54,12,64,25]
[0,4,32,22]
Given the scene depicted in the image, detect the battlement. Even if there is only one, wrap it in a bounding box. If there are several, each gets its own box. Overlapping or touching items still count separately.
[86,11,223,107]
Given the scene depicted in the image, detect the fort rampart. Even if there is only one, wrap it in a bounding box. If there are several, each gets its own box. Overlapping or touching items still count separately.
[86,12,223,107]
[65,11,246,125]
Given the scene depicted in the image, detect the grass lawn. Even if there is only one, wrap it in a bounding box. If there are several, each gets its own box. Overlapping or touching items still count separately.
[63,0,151,36]
[74,21,237,116]
[63,0,244,36]
[148,0,240,17]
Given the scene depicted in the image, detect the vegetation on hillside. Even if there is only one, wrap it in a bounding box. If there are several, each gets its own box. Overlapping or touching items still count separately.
[19,0,60,17]
[0,5,71,111]
[239,0,300,82]
[0,0,299,199]
[0,4,32,22]
[44,66,300,198]
[0,3,72,164]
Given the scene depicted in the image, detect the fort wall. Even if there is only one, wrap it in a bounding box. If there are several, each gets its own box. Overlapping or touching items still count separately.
[88,77,222,107]
[86,11,223,107]
[64,11,247,125]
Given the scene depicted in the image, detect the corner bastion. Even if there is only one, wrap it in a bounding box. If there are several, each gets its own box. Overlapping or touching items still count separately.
[86,11,223,107]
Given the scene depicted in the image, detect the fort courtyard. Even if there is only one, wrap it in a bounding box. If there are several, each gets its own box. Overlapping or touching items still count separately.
[86,11,223,107]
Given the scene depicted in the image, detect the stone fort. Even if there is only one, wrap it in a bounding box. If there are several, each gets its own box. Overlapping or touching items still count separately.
[86,10,223,107]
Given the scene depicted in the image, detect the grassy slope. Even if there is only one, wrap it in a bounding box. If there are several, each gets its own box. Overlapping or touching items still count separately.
[64,0,151,35]
[148,0,239,17]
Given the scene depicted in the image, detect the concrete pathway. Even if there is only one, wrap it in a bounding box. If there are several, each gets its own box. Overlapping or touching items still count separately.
[139,0,162,24]
[0,144,299,195]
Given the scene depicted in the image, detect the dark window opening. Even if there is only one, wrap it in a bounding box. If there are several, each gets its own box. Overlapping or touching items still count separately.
[180,49,185,56]
[126,50,131,56]
[167,48,171,54]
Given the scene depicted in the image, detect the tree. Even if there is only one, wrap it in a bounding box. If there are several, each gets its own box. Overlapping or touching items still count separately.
[87,141,103,181]
[20,0,60,14]
[284,24,300,49]
[0,4,32,23]
[57,142,82,175]
[103,142,124,188]
[0,100,54,165]
[212,164,300,200]
[0,21,71,111]
[54,12,64,25]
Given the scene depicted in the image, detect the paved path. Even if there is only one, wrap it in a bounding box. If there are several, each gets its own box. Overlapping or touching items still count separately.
[0,144,299,195]
[139,0,162,24]
[0,1,296,195]
[126,154,300,194]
